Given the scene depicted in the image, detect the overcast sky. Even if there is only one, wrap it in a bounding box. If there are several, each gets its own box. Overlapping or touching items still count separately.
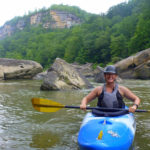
[0,0,128,27]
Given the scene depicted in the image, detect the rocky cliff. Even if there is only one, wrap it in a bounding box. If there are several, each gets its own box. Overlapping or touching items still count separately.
[0,10,81,39]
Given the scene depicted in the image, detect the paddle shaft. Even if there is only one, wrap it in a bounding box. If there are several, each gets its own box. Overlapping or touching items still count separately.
[65,106,148,112]
[33,103,148,112]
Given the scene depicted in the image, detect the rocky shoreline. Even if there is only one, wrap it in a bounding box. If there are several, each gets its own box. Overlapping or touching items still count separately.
[0,48,150,90]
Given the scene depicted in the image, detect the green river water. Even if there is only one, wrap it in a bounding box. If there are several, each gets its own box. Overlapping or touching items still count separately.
[0,79,149,150]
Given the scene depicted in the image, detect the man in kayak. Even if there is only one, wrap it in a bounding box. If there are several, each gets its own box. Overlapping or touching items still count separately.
[80,65,140,113]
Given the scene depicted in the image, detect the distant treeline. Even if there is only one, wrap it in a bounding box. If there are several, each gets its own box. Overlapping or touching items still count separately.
[0,0,150,68]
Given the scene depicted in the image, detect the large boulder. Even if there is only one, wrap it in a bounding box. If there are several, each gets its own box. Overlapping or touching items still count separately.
[93,66,105,83]
[115,48,150,79]
[40,58,93,90]
[0,58,43,80]
[33,71,47,80]
[71,63,95,77]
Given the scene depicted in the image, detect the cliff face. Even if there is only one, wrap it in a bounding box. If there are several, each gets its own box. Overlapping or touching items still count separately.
[0,10,81,39]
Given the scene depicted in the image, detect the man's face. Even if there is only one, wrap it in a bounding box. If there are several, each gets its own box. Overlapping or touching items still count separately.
[104,73,117,83]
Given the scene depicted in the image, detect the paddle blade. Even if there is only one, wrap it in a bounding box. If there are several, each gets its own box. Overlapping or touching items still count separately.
[33,105,63,112]
[31,98,65,112]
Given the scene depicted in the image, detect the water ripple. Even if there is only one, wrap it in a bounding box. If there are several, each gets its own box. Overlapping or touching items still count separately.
[0,79,149,149]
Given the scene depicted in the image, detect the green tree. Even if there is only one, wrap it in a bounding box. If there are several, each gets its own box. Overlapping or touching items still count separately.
[110,34,128,60]
[128,0,150,53]
[64,36,82,62]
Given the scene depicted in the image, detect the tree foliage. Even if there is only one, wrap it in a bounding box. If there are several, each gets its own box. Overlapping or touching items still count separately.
[0,0,150,68]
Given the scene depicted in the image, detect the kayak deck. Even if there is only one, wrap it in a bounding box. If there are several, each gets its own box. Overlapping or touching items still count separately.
[78,112,136,150]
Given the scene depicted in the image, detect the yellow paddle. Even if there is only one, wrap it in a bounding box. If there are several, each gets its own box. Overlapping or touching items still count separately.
[31,97,150,113]
[31,98,65,112]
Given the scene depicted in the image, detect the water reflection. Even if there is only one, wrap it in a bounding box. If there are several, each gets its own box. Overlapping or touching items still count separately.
[30,131,60,148]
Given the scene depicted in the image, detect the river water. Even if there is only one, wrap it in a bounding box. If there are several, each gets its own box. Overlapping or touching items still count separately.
[0,79,149,150]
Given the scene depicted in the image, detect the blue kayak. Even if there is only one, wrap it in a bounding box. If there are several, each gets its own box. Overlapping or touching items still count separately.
[78,111,136,150]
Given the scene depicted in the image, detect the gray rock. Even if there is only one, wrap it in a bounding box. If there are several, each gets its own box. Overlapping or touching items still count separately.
[94,66,105,83]
[115,48,150,79]
[40,58,93,90]
[71,63,95,77]
[0,58,43,80]
[33,71,47,80]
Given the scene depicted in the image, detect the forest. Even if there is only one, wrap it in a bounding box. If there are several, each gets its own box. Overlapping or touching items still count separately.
[0,0,150,68]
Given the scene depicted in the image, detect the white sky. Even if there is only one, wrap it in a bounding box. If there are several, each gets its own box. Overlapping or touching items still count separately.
[0,0,128,27]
